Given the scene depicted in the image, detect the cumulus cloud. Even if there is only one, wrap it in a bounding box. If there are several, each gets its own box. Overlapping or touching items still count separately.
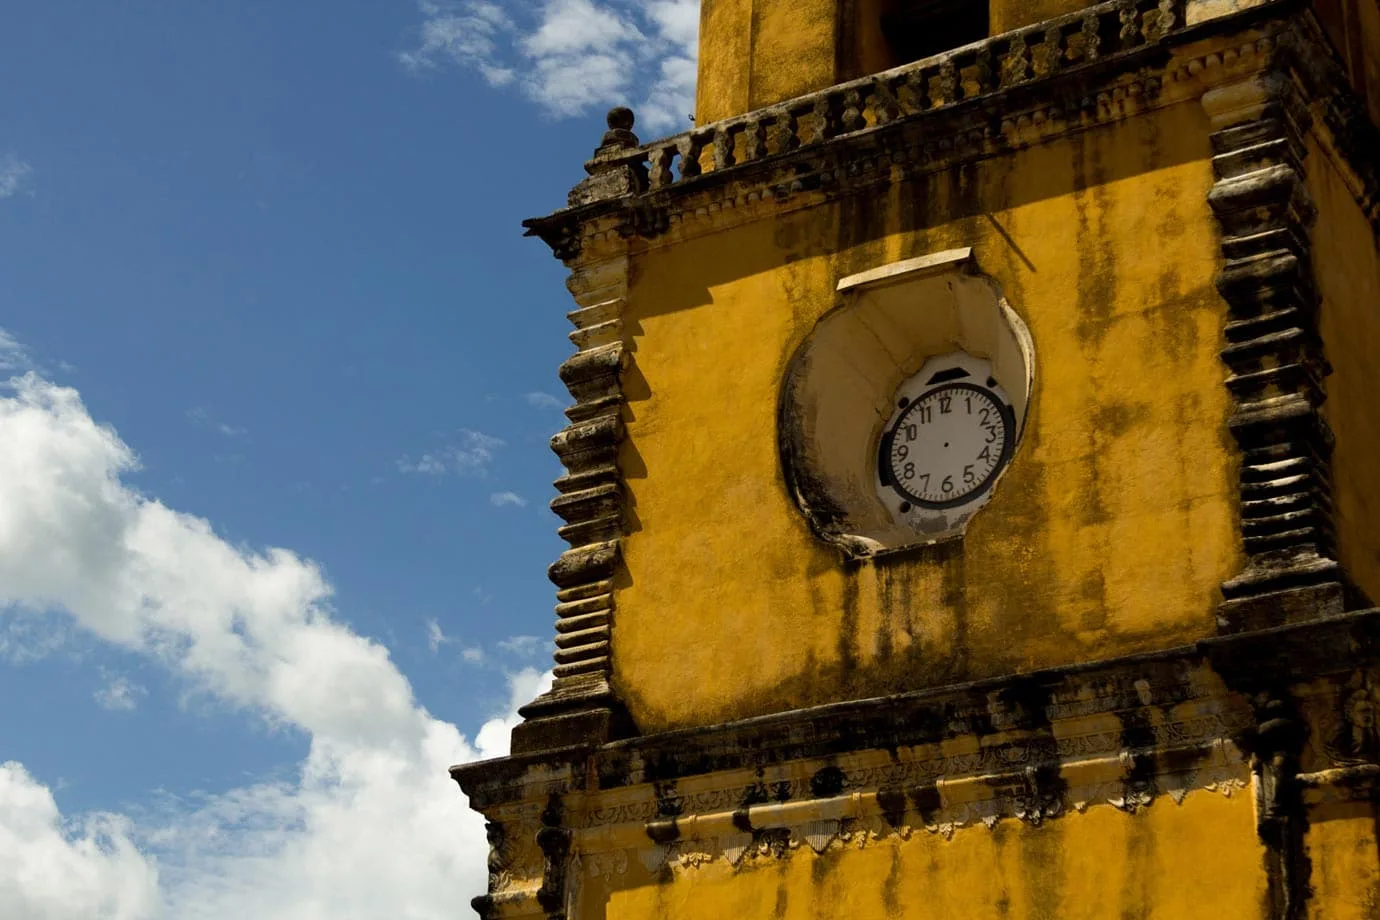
[402,0,698,133]
[0,154,33,199]
[0,359,548,918]
[398,428,504,478]
[489,491,527,508]
[0,762,160,920]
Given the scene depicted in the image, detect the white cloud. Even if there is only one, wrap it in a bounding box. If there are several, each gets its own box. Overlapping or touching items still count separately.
[0,154,33,199]
[0,609,71,664]
[424,618,447,654]
[0,762,160,920]
[398,429,503,478]
[402,0,698,133]
[396,453,446,475]
[0,368,551,918]
[489,491,527,508]
[523,391,564,410]
[0,329,32,373]
[94,672,147,711]
[425,617,486,664]
[496,634,546,658]
[186,408,246,438]
[473,667,552,756]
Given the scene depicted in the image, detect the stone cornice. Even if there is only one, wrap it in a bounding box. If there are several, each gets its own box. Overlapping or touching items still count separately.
[459,606,1380,920]
[527,0,1375,266]
[454,605,1380,810]
[524,1,1378,266]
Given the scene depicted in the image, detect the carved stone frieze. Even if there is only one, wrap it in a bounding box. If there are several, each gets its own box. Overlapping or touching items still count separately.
[457,608,1380,918]
[562,745,1250,883]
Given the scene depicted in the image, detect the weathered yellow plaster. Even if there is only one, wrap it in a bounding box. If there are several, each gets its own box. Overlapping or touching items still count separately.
[592,793,1266,920]
[695,0,918,123]
[1306,803,1380,920]
[614,101,1240,732]
[989,0,1090,33]
[1309,136,1380,605]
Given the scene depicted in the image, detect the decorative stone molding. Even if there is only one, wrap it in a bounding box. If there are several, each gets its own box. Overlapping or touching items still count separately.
[509,236,636,755]
[638,0,1187,195]
[1201,70,1346,631]
[457,607,1380,918]
[526,11,1378,277]
[525,2,1319,257]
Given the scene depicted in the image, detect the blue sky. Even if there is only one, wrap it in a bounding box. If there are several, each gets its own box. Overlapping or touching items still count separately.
[0,1,694,916]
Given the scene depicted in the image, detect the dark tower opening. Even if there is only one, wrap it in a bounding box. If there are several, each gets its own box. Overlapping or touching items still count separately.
[881,0,990,64]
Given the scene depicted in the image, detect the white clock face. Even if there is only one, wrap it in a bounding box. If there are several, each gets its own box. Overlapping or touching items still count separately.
[880,381,1013,509]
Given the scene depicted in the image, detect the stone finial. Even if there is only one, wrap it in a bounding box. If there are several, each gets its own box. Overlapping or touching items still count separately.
[599,106,639,151]
[568,106,648,210]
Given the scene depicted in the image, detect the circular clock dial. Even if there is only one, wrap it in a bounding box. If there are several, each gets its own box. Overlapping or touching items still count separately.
[881,382,1014,509]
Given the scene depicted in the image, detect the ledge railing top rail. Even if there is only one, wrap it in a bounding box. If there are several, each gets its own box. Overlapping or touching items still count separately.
[593,0,1204,194]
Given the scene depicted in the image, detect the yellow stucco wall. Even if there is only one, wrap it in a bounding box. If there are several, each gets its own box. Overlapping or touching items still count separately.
[1306,802,1380,920]
[1309,137,1380,606]
[614,102,1241,732]
[586,793,1266,920]
[696,0,894,123]
[989,0,1090,33]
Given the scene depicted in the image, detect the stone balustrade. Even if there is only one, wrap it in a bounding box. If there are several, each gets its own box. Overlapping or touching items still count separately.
[595,0,1187,193]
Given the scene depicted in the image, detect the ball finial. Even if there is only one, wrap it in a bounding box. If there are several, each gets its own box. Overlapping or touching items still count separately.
[606,106,635,131]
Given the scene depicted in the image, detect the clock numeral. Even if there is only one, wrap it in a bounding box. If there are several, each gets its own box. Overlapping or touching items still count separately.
[964,395,972,414]
[977,445,992,463]
[939,396,952,415]
[902,462,915,480]
[918,404,933,424]
[918,473,930,491]
[904,424,917,442]
[979,407,990,424]
[984,424,999,444]
[941,475,954,493]
[963,464,976,486]
[895,444,909,460]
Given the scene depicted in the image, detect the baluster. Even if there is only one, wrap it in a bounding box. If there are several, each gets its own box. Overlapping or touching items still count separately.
[649,144,675,189]
[901,69,928,115]
[931,59,958,108]
[713,126,736,170]
[1000,34,1032,87]
[773,109,800,153]
[743,118,767,162]
[873,78,902,124]
[1143,0,1176,41]
[809,97,835,144]
[1033,25,1064,78]
[839,89,866,134]
[973,47,994,96]
[678,133,703,179]
[1118,0,1141,48]
[1079,12,1102,62]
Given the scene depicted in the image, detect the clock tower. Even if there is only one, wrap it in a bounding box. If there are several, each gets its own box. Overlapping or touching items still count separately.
[453,0,1380,917]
